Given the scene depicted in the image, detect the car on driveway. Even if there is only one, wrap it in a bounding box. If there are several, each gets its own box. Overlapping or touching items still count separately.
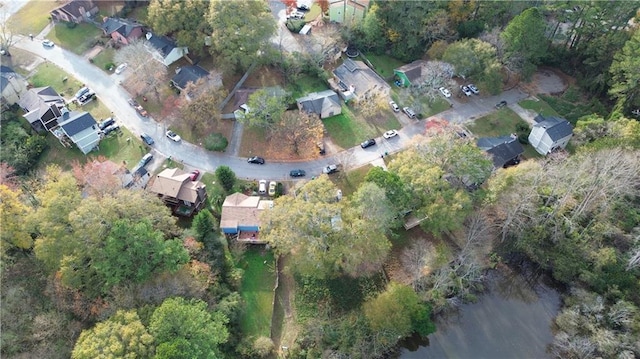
[135,105,148,117]
[268,181,277,196]
[495,100,508,108]
[115,63,127,74]
[248,156,265,164]
[140,133,154,145]
[468,84,479,94]
[323,164,338,174]
[389,100,400,112]
[361,138,376,149]
[128,98,138,106]
[461,85,472,96]
[190,170,200,181]
[403,107,416,119]
[258,179,267,194]
[383,130,398,139]
[166,130,181,142]
[138,153,153,167]
[290,169,306,177]
[102,124,120,136]
[439,87,452,98]
[42,39,54,48]
[98,117,115,130]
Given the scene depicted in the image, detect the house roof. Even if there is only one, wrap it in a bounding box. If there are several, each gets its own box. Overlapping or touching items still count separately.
[394,60,427,82]
[1,65,21,92]
[59,111,97,137]
[18,86,65,124]
[220,193,273,230]
[52,0,96,18]
[477,135,524,168]
[101,17,142,37]
[171,65,210,89]
[148,168,206,203]
[333,59,390,96]
[146,33,177,58]
[296,90,340,115]
[533,115,573,141]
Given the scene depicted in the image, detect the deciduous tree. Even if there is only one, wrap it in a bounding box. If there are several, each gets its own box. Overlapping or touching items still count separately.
[147,0,211,56]
[0,184,33,258]
[274,111,324,155]
[180,82,226,134]
[240,88,288,129]
[115,39,167,101]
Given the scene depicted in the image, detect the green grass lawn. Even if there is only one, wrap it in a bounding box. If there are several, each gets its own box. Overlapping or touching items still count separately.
[518,98,560,118]
[91,47,116,73]
[238,248,276,337]
[304,3,322,21]
[30,62,84,98]
[46,23,104,55]
[329,164,373,196]
[288,74,328,99]
[8,0,59,35]
[363,53,405,79]
[391,88,451,119]
[323,105,396,148]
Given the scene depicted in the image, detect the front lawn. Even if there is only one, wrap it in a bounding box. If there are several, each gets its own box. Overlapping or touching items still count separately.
[391,88,451,119]
[8,0,60,35]
[467,109,542,159]
[238,248,276,337]
[46,23,104,55]
[328,164,373,196]
[323,105,400,149]
[91,47,116,73]
[363,53,405,79]
[518,98,560,118]
[30,62,84,97]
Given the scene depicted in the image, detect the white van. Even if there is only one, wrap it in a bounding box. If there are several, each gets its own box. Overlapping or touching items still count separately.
[258,179,267,194]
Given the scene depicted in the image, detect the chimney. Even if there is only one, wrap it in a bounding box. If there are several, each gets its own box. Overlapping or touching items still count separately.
[175,67,181,74]
[145,32,152,40]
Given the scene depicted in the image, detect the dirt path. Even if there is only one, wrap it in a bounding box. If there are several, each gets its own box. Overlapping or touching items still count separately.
[271,255,299,356]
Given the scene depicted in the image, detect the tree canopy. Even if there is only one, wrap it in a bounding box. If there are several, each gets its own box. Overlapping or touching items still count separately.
[609,29,640,113]
[147,0,211,56]
[501,7,548,78]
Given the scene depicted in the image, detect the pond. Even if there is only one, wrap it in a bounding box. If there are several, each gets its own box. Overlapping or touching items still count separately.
[398,267,561,359]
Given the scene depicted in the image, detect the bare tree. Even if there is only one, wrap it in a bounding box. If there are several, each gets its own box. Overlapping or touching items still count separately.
[401,239,436,291]
[274,111,324,156]
[114,39,167,101]
[0,8,15,56]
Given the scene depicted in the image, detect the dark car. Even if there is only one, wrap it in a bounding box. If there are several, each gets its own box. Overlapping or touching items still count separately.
[290,169,306,177]
[360,138,376,149]
[248,156,265,164]
[495,100,508,108]
[102,124,120,136]
[98,117,115,130]
[140,133,154,145]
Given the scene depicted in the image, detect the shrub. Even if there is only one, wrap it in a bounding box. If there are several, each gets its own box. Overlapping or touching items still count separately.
[104,62,115,71]
[65,21,77,29]
[215,166,236,192]
[204,133,228,152]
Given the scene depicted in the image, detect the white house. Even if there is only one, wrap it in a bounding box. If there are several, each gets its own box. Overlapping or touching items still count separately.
[58,111,101,154]
[145,32,188,66]
[528,115,573,155]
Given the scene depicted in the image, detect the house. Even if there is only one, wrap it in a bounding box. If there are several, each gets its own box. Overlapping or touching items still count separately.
[1,65,27,109]
[296,90,342,119]
[56,111,101,154]
[220,193,273,243]
[101,17,144,45]
[476,134,525,168]
[18,86,66,133]
[148,168,207,216]
[329,0,370,24]
[330,58,390,101]
[144,32,189,66]
[50,0,98,24]
[528,115,573,155]
[393,60,428,87]
[170,65,210,91]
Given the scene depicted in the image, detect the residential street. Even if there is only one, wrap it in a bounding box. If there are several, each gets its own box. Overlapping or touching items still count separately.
[13,35,529,180]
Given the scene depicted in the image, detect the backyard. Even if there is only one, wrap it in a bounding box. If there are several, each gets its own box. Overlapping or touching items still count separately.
[518,98,560,118]
[238,248,276,338]
[362,53,406,80]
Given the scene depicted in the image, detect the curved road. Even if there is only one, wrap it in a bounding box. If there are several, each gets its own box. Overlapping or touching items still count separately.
[13,35,529,180]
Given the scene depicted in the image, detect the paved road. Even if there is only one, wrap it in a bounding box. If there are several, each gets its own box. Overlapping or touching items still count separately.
[13,35,529,181]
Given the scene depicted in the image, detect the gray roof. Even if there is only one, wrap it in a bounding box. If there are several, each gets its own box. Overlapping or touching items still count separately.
[101,17,142,37]
[1,65,20,92]
[333,59,390,96]
[394,60,426,82]
[477,135,524,168]
[296,90,340,114]
[52,0,96,18]
[18,87,65,125]
[147,33,177,58]
[533,115,573,141]
[59,111,97,137]
[171,65,209,89]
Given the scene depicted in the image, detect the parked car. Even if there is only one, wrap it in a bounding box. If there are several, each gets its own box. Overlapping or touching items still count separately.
[128,98,138,106]
[268,181,277,196]
[290,169,306,177]
[138,153,153,168]
[140,133,154,145]
[42,39,54,48]
[98,117,115,130]
[403,107,416,119]
[495,100,508,108]
[77,91,95,105]
[460,85,472,97]
[287,11,305,19]
[439,87,452,98]
[75,87,90,99]
[258,179,267,194]
[389,100,400,112]
[135,105,148,117]
[323,164,338,174]
[468,84,479,94]
[248,156,265,164]
[102,124,120,136]
[361,138,376,149]
[190,170,200,181]
[166,130,181,142]
[297,4,310,11]
[115,63,127,74]
[383,129,398,139]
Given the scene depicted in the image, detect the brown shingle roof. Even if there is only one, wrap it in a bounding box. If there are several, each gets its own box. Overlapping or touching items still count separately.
[220,193,272,231]
[148,168,205,203]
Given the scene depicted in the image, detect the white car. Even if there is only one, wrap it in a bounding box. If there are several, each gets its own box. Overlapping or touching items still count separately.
[389,101,400,112]
[166,130,181,142]
[461,85,472,97]
[115,63,127,74]
[323,164,338,174]
[383,130,398,139]
[468,84,480,94]
[268,181,277,196]
[258,179,267,194]
[42,39,54,48]
[439,87,452,98]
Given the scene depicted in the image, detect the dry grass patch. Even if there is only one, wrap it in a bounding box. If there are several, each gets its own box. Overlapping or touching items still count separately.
[239,125,320,161]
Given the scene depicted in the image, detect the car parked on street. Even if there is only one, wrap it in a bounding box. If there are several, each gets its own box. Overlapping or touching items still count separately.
[468,84,479,94]
[495,100,508,108]
[439,87,452,98]
[383,130,398,139]
[166,130,181,142]
[323,164,338,174]
[389,100,400,112]
[140,133,154,145]
[290,169,306,177]
[268,181,277,196]
[248,156,265,164]
[461,85,472,96]
[403,107,416,119]
[42,39,54,48]
[360,138,376,149]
